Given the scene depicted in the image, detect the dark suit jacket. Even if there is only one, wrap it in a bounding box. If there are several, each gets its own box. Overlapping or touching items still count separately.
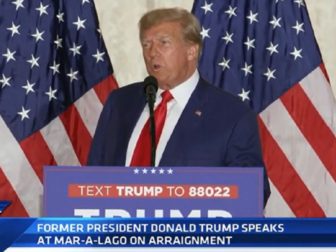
[88,78,270,204]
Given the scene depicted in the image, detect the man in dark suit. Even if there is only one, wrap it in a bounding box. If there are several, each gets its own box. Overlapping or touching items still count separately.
[88,8,270,204]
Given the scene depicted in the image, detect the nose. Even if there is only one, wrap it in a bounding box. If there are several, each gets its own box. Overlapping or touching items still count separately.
[148,43,158,58]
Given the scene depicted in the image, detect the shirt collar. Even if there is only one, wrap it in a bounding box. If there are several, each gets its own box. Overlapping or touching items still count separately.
[157,70,199,106]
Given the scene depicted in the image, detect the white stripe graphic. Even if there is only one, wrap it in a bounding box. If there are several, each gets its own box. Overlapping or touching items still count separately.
[300,67,336,135]
[260,99,336,216]
[40,117,80,166]
[74,89,103,137]
[0,116,43,217]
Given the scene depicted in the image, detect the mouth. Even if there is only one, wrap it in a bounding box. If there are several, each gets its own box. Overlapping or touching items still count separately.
[152,63,161,72]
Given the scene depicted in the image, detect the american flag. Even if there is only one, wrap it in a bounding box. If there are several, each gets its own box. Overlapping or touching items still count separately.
[0,0,117,216]
[192,0,336,217]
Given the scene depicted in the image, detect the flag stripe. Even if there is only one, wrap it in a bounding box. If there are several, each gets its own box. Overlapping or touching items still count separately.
[258,116,325,217]
[300,67,336,135]
[75,89,103,137]
[281,83,336,181]
[0,117,43,217]
[20,132,57,182]
[264,180,295,217]
[40,117,80,166]
[319,63,330,83]
[93,75,118,104]
[260,96,336,216]
[0,168,28,217]
[59,105,92,165]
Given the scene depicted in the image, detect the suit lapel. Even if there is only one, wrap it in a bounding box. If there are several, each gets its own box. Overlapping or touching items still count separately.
[116,84,147,165]
[160,79,208,165]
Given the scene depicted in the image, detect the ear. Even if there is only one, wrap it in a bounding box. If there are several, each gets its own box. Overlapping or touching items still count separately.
[187,44,199,61]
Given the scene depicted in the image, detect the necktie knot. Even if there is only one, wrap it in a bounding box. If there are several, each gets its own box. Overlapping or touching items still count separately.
[160,90,173,105]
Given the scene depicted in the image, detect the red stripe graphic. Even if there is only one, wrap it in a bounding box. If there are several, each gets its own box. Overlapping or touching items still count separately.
[258,117,326,217]
[281,84,336,181]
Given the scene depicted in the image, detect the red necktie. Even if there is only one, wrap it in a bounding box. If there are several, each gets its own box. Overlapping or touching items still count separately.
[130,91,173,166]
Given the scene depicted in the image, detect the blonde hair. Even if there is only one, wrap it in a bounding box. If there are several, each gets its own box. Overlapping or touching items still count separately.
[139,7,202,53]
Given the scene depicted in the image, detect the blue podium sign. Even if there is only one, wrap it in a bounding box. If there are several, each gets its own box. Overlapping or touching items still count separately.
[44,166,263,217]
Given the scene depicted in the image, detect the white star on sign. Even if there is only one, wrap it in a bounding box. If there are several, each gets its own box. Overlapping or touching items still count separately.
[31,28,44,42]
[73,16,86,30]
[18,106,30,121]
[246,10,258,24]
[290,47,303,60]
[225,5,237,18]
[45,86,57,101]
[200,26,210,39]
[218,57,230,71]
[151,168,156,174]
[2,48,16,62]
[241,62,253,76]
[7,22,20,37]
[22,80,35,94]
[36,2,49,16]
[264,67,276,81]
[167,168,173,174]
[201,1,213,14]
[27,54,39,68]
[222,31,234,44]
[92,49,105,63]
[67,68,79,82]
[0,74,11,88]
[238,88,250,102]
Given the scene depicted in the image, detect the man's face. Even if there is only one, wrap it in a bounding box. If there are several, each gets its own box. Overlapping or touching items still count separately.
[141,21,198,90]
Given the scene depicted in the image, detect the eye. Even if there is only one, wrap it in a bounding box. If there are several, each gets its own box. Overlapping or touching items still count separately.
[142,41,151,49]
[160,38,171,46]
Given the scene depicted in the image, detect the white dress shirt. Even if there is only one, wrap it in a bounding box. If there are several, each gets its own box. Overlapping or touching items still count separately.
[126,70,200,166]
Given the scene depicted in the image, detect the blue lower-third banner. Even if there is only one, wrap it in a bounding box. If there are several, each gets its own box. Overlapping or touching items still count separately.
[1,218,336,251]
